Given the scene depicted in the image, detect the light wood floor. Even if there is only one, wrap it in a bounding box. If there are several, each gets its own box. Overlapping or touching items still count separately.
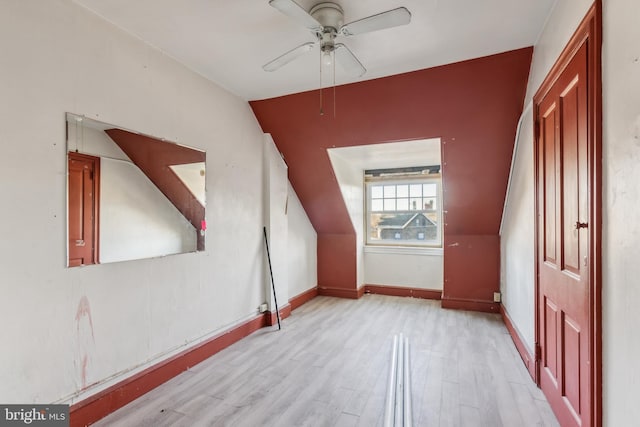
[95,295,559,427]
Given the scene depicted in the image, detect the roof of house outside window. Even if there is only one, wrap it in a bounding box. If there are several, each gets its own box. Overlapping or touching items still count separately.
[377,213,436,229]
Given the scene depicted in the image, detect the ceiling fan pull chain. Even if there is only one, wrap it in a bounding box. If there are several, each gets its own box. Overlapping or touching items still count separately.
[319,46,324,116]
[333,50,336,118]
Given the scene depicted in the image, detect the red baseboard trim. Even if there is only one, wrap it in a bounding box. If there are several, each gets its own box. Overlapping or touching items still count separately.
[500,304,536,380]
[441,297,499,313]
[289,287,318,310]
[317,286,361,299]
[69,313,267,427]
[364,284,442,300]
[265,303,292,326]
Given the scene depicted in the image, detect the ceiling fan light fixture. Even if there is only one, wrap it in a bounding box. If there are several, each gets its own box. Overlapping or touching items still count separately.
[264,0,410,80]
[322,50,333,66]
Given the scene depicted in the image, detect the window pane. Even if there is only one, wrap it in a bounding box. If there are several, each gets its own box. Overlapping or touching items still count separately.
[366,176,441,247]
[369,212,439,243]
[424,197,436,210]
[383,185,396,198]
[423,183,437,197]
[371,185,383,199]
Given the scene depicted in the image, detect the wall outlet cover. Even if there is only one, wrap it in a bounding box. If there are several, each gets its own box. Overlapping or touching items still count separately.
[493,292,502,303]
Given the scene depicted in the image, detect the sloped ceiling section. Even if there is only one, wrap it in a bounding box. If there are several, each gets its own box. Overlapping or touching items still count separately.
[250,48,532,295]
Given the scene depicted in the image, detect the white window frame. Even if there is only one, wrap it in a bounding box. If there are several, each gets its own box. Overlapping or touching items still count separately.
[365,174,442,248]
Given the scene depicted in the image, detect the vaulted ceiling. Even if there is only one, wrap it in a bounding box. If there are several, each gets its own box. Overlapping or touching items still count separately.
[72,0,555,101]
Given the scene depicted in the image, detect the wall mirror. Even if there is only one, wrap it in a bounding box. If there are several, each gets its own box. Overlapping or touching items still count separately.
[66,113,206,267]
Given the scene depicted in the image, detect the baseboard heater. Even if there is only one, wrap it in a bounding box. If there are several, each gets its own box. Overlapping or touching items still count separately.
[383,333,413,427]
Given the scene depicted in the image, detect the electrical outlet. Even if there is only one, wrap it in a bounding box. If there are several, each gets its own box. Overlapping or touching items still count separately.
[493,292,502,303]
[259,303,268,313]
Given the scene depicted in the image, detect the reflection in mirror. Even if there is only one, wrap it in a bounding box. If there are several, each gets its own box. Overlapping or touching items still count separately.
[66,113,206,267]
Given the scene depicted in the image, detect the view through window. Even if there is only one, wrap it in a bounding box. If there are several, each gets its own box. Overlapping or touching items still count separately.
[365,166,441,247]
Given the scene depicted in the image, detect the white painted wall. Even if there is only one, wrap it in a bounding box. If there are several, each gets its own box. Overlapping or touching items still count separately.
[364,247,443,290]
[69,125,197,263]
[263,135,317,309]
[287,182,318,298]
[67,121,129,161]
[99,158,197,263]
[500,0,593,352]
[501,0,640,424]
[0,0,315,406]
[263,135,289,311]
[601,0,640,424]
[327,150,365,288]
[500,105,535,352]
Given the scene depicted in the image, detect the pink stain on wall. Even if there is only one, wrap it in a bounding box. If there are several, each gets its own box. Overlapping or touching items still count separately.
[75,296,95,390]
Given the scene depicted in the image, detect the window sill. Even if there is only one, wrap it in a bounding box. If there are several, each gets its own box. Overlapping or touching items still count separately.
[364,245,443,256]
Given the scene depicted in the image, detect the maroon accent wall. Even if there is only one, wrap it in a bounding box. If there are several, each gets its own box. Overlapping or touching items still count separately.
[442,234,500,311]
[251,48,532,307]
[317,233,357,292]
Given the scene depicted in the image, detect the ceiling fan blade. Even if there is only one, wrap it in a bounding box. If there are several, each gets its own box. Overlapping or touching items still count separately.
[340,7,411,36]
[269,0,323,31]
[335,43,366,77]
[263,42,316,72]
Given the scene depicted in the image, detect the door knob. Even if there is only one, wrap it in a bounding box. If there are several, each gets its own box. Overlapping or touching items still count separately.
[75,240,86,246]
[575,221,588,229]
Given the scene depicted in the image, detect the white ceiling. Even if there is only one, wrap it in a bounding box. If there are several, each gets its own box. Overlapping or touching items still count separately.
[72,0,555,101]
[328,138,442,172]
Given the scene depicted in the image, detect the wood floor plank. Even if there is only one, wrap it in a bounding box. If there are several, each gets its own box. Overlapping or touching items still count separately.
[334,412,360,427]
[509,382,553,427]
[440,380,461,427]
[460,404,482,427]
[93,295,559,427]
[317,387,355,427]
[417,354,444,426]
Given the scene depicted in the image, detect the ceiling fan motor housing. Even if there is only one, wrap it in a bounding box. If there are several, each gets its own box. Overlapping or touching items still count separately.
[310,2,343,53]
[310,2,344,29]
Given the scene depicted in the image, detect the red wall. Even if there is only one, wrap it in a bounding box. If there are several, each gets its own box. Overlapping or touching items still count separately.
[250,48,532,309]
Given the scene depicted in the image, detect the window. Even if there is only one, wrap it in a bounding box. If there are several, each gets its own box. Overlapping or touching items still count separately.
[365,166,442,247]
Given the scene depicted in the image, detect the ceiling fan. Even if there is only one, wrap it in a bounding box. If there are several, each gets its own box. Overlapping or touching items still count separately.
[263,0,412,77]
